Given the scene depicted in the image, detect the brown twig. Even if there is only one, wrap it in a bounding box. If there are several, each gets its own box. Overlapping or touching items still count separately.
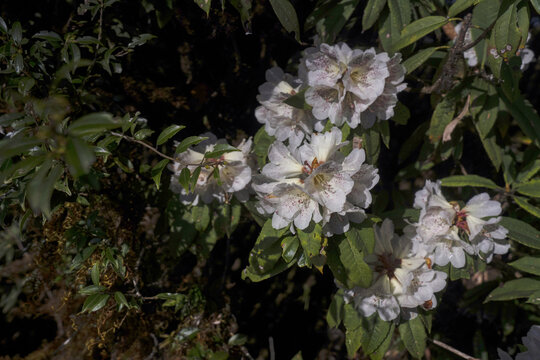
[443,94,470,142]
[110,131,177,162]
[430,339,480,360]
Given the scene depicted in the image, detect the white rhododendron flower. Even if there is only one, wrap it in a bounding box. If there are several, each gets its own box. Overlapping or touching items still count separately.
[342,219,447,321]
[302,43,406,129]
[169,133,253,204]
[253,127,377,234]
[407,180,509,268]
[255,67,323,147]
[498,325,540,360]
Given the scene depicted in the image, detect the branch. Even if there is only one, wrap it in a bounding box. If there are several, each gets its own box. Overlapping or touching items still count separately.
[430,339,480,360]
[110,131,177,162]
[461,21,496,52]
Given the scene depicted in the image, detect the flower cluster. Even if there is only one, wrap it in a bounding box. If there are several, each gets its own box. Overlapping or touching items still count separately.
[253,127,379,235]
[169,133,254,204]
[407,180,510,267]
[255,44,406,140]
[342,219,447,321]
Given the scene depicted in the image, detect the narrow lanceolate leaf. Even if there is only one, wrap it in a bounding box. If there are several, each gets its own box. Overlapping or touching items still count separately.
[485,278,540,302]
[326,292,345,328]
[151,159,170,189]
[68,112,119,137]
[114,291,129,309]
[156,124,185,146]
[516,159,540,183]
[312,0,360,43]
[393,16,449,51]
[448,0,483,17]
[514,196,540,219]
[493,2,521,55]
[362,316,394,355]
[362,0,387,31]
[403,47,440,74]
[269,0,301,42]
[204,143,239,158]
[65,137,96,177]
[398,317,427,359]
[427,95,456,143]
[499,217,540,249]
[515,180,540,198]
[178,167,191,192]
[509,257,540,276]
[440,175,500,189]
[82,293,110,312]
[476,129,503,171]
[175,136,208,154]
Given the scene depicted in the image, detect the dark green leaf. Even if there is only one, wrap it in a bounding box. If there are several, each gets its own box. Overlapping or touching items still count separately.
[281,235,300,263]
[204,143,239,158]
[68,113,119,137]
[194,0,212,15]
[178,167,191,192]
[393,16,449,51]
[516,159,540,183]
[151,159,170,189]
[33,30,62,42]
[499,217,540,249]
[175,136,209,154]
[362,0,387,31]
[326,292,345,328]
[192,204,211,232]
[65,137,96,177]
[269,0,301,42]
[156,124,185,146]
[427,95,456,143]
[134,128,154,140]
[514,196,540,219]
[485,278,540,302]
[515,180,540,198]
[114,291,129,310]
[11,21,22,44]
[532,0,540,14]
[398,317,427,359]
[283,88,309,109]
[509,257,540,276]
[448,0,483,17]
[403,47,440,74]
[79,285,106,295]
[27,161,63,218]
[440,175,500,189]
[82,293,110,312]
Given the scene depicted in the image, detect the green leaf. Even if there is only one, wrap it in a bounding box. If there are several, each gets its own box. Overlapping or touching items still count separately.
[190,166,201,191]
[362,0,387,31]
[485,278,540,302]
[448,0,483,17]
[281,235,300,263]
[156,124,185,146]
[11,21,22,44]
[475,95,498,139]
[393,102,410,125]
[509,257,540,276]
[283,88,309,109]
[440,175,500,189]
[33,30,62,42]
[477,130,503,171]
[192,204,211,232]
[327,292,345,328]
[194,0,212,16]
[328,234,372,288]
[228,333,248,346]
[253,127,274,167]
[82,293,110,312]
[499,217,540,249]
[27,161,63,218]
[151,159,170,189]
[393,16,449,51]
[361,315,394,356]
[514,196,540,219]
[308,0,360,43]
[427,95,456,143]
[297,223,323,260]
[178,167,191,192]
[244,220,288,276]
[388,0,411,35]
[494,2,521,56]
[65,137,96,177]
[499,94,540,147]
[134,128,154,140]
[345,326,363,357]
[269,0,301,42]
[398,316,427,359]
[403,47,440,74]
[91,263,100,285]
[516,159,540,183]
[68,113,119,137]
[0,137,42,162]
[361,126,381,164]
[79,285,106,295]
[204,143,239,158]
[175,136,208,154]
[114,291,129,310]
[531,0,540,14]
[515,180,540,198]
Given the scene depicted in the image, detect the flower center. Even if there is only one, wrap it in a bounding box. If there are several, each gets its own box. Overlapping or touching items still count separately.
[375,253,402,279]
[302,157,322,175]
[454,210,470,234]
